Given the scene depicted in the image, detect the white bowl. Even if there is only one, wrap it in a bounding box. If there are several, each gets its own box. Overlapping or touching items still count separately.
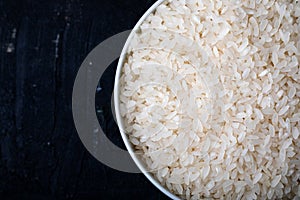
[114,0,180,199]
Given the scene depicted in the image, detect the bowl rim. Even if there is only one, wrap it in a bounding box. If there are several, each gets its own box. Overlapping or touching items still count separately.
[113,0,180,199]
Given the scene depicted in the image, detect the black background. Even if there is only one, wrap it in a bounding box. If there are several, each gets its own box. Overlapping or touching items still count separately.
[0,0,170,199]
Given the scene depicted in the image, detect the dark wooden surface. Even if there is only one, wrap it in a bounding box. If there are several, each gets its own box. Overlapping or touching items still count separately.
[0,0,170,199]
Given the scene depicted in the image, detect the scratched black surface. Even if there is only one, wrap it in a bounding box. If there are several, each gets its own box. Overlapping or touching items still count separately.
[0,0,170,199]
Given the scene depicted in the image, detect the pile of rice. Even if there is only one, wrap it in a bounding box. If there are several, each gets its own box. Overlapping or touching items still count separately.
[119,0,300,199]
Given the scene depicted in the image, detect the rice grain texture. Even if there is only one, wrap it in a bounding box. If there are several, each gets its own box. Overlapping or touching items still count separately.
[119,0,300,199]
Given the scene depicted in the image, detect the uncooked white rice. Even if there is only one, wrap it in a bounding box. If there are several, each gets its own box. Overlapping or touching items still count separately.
[119,0,300,199]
